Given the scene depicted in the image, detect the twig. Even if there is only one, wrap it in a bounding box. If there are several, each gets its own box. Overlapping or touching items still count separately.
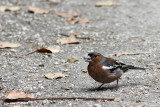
[60,33,91,40]
[60,33,70,37]
[2,97,119,102]
[115,51,160,57]
[16,50,37,58]
[76,37,91,40]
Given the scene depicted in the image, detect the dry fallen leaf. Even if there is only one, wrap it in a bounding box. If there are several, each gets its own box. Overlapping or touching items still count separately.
[157,65,160,69]
[16,47,60,58]
[36,48,52,53]
[47,47,60,53]
[56,11,79,18]
[6,90,34,99]
[114,98,120,102]
[144,84,152,87]
[66,18,89,24]
[0,42,21,48]
[0,6,21,12]
[44,73,69,79]
[36,47,60,53]
[81,69,88,73]
[28,6,51,14]
[78,19,89,24]
[67,58,78,62]
[56,36,79,44]
[66,18,79,24]
[96,0,120,7]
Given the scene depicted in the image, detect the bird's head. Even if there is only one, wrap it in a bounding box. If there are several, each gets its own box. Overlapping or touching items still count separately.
[85,52,104,64]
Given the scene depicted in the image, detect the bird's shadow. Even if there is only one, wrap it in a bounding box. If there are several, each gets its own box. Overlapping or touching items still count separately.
[84,83,143,92]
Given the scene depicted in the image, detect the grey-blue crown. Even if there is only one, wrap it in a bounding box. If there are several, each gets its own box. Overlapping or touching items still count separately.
[88,52,103,57]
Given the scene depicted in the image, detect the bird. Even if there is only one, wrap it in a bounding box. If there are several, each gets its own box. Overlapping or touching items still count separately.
[85,52,145,90]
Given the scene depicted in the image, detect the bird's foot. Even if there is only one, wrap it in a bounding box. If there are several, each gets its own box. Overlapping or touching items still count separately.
[96,83,104,90]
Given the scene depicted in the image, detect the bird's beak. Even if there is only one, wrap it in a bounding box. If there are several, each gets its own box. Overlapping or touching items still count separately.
[84,55,92,62]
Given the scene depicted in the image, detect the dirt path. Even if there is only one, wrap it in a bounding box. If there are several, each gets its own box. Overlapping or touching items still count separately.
[0,0,160,106]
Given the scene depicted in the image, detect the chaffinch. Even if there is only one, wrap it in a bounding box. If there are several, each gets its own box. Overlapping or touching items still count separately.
[85,52,145,90]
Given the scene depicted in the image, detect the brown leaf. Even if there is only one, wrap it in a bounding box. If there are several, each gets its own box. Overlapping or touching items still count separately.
[56,36,79,44]
[81,69,88,73]
[157,65,160,69]
[36,47,60,53]
[36,48,52,53]
[56,11,79,18]
[16,47,60,58]
[0,42,21,48]
[67,58,78,62]
[78,19,89,24]
[28,6,51,14]
[66,18,79,24]
[44,73,69,79]
[96,0,120,7]
[144,84,152,87]
[66,18,89,24]
[6,90,34,99]
[0,6,21,12]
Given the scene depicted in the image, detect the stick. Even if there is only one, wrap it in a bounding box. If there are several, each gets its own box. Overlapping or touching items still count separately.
[2,97,119,102]
[115,51,160,57]
[60,33,91,40]
[16,50,37,58]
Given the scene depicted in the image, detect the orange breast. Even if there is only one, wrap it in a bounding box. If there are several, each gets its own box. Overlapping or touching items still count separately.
[88,64,122,83]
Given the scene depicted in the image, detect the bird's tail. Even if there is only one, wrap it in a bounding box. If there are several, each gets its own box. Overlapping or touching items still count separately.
[122,65,145,72]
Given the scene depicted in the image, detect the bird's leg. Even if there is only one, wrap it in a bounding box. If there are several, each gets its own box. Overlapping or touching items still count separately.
[116,79,119,90]
[97,83,104,90]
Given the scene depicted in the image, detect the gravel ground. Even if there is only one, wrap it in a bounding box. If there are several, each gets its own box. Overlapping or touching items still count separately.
[0,0,160,106]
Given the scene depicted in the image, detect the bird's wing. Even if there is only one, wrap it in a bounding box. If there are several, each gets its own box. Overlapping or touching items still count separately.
[102,57,145,74]
[102,58,125,73]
